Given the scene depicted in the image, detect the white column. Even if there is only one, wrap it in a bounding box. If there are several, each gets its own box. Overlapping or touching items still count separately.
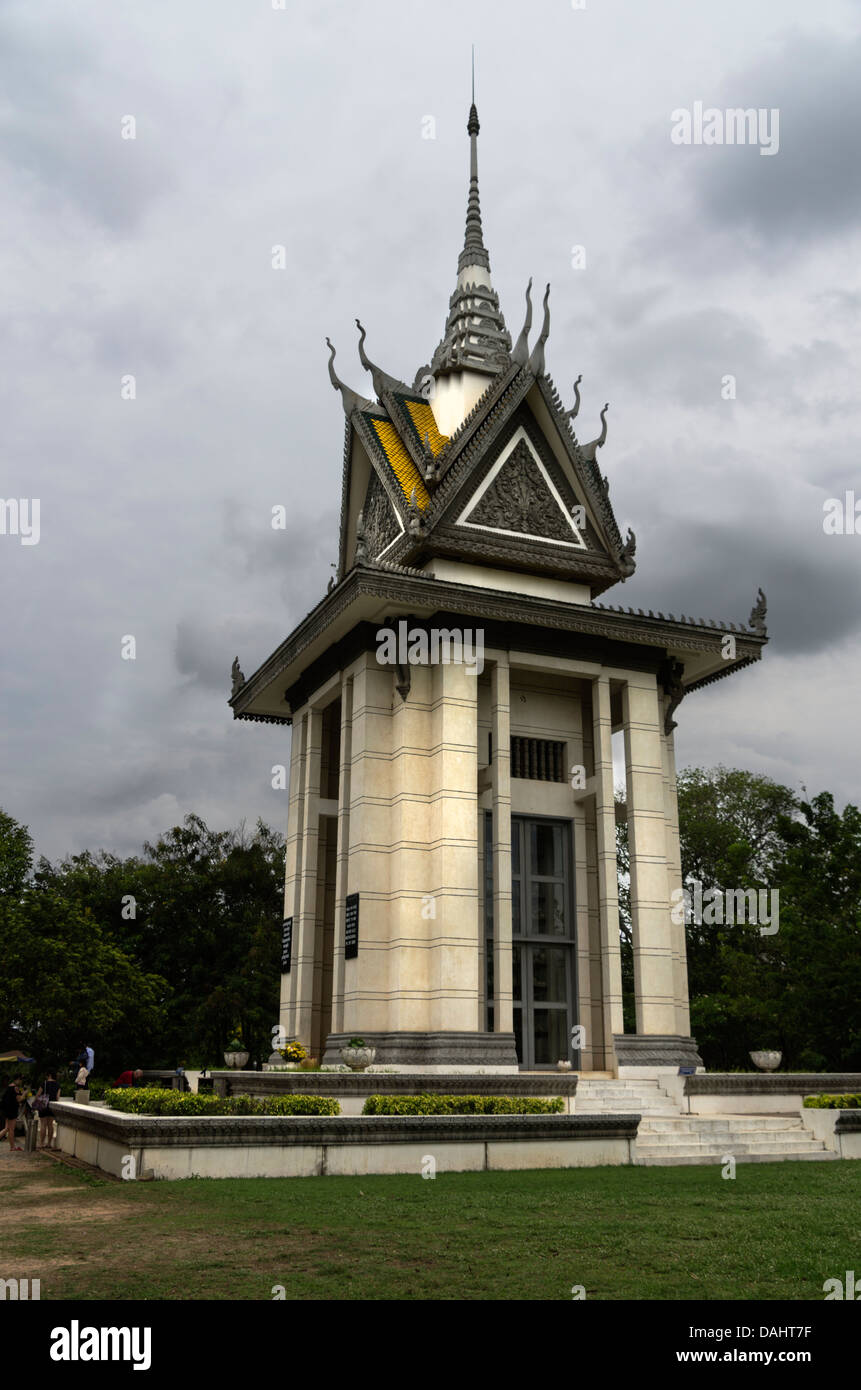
[293,707,322,1048]
[622,676,676,1035]
[280,714,306,1038]
[591,675,624,1061]
[661,722,691,1034]
[491,656,513,1034]
[330,676,353,1035]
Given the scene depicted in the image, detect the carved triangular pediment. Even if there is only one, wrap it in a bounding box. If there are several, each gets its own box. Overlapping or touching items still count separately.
[362,466,404,560]
[456,431,586,549]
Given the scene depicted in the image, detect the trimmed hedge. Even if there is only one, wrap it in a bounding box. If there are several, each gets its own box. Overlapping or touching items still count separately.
[104,1088,340,1116]
[362,1094,565,1116]
[803,1094,861,1109]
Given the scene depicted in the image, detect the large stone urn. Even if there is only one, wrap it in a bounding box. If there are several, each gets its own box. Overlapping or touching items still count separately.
[749,1050,781,1072]
[340,1046,376,1072]
[224,1050,250,1069]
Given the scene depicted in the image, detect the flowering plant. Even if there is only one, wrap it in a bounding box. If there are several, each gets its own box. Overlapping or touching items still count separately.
[280,1041,307,1062]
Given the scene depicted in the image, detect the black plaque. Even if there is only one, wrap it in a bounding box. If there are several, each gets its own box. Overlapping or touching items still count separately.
[281,917,293,973]
[345,893,360,960]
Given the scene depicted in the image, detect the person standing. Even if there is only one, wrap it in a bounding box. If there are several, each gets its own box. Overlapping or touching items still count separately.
[1,1075,23,1152]
[35,1071,61,1150]
[74,1063,88,1091]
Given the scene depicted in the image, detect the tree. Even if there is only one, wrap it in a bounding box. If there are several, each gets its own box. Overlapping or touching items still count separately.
[0,808,167,1067]
[34,814,284,1069]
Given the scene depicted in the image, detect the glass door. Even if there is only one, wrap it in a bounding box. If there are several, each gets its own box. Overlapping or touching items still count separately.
[511,817,577,1069]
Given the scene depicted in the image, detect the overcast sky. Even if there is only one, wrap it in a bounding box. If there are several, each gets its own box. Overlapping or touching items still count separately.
[2,0,859,863]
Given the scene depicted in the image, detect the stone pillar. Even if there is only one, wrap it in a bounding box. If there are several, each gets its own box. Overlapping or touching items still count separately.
[428,660,480,1033]
[591,675,624,1063]
[330,675,353,1034]
[490,656,513,1033]
[292,706,322,1047]
[661,722,691,1035]
[622,676,676,1035]
[280,712,306,1037]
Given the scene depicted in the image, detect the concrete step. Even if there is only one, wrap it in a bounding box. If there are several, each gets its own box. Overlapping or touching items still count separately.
[634,1150,839,1166]
[637,1139,825,1155]
[640,1118,805,1134]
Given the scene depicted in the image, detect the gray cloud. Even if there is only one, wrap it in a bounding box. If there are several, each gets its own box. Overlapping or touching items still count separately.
[3,0,861,865]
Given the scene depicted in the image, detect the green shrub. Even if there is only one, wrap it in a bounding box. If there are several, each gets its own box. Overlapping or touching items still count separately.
[803,1094,861,1109]
[361,1094,565,1116]
[104,1088,339,1116]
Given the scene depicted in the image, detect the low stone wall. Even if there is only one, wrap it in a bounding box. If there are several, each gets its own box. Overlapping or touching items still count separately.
[684,1074,861,1114]
[51,1101,636,1180]
[800,1108,861,1158]
[211,1070,579,1114]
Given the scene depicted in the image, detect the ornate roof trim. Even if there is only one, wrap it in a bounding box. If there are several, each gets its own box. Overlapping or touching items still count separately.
[229,565,767,722]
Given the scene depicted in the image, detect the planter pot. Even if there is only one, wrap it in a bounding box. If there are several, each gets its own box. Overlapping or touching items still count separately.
[556,1060,572,1072]
[223,1051,249,1069]
[749,1050,782,1072]
[340,1047,376,1072]
[73,1090,90,1104]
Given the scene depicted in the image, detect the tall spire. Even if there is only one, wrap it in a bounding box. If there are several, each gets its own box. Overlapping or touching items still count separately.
[459,60,489,274]
[429,73,511,381]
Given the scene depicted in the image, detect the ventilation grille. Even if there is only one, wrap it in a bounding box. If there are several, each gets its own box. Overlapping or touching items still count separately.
[510,736,566,782]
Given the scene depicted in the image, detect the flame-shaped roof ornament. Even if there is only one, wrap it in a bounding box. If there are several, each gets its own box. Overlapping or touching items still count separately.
[527,284,551,375]
[582,403,609,461]
[511,278,533,368]
[326,338,365,415]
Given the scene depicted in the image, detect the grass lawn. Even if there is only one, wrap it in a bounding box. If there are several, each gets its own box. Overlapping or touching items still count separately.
[1,1153,858,1300]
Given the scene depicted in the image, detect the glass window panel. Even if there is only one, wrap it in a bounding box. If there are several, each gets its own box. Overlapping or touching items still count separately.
[512,883,522,936]
[530,881,567,936]
[485,948,493,1000]
[531,946,569,1003]
[513,1006,523,1064]
[512,944,522,1002]
[532,1009,569,1066]
[533,821,563,878]
[511,820,520,876]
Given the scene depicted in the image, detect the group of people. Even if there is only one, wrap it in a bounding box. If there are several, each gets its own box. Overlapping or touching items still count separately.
[2,1071,61,1152]
[1,1044,149,1155]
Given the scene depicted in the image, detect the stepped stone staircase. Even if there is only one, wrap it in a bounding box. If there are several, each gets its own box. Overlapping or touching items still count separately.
[574,1077,837,1165]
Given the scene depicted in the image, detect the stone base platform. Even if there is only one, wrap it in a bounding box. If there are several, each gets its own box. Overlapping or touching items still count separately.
[50,1101,637,1180]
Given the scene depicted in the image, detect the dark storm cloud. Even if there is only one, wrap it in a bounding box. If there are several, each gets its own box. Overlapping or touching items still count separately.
[632,28,861,270]
[692,32,861,247]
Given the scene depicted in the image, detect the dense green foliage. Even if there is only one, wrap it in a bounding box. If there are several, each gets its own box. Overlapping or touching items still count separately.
[803,1094,861,1109]
[0,810,284,1074]
[362,1094,565,1115]
[104,1088,339,1116]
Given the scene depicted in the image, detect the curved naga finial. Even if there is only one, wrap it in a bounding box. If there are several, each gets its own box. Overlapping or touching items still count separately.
[563,375,583,422]
[510,277,533,367]
[620,527,636,577]
[355,318,407,399]
[527,283,551,376]
[582,402,609,461]
[749,587,767,635]
[231,657,245,698]
[326,338,364,415]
